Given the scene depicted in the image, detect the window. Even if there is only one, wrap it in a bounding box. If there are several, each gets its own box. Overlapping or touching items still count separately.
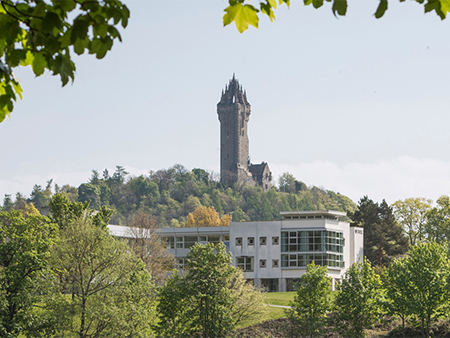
[208,235,221,244]
[237,257,253,272]
[166,237,175,249]
[175,258,186,270]
[260,259,266,268]
[281,230,343,253]
[176,236,184,249]
[272,259,279,268]
[236,237,242,246]
[260,237,267,245]
[272,236,279,245]
[184,236,197,249]
[248,237,255,246]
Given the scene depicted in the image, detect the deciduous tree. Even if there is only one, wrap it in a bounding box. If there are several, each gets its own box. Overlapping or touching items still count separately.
[0,209,57,337]
[425,195,450,244]
[50,219,156,338]
[334,258,382,338]
[126,209,174,283]
[392,197,432,246]
[400,242,450,338]
[156,242,265,338]
[286,262,331,337]
[186,205,231,227]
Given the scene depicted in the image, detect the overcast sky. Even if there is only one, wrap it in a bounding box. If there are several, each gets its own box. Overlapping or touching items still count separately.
[1,0,450,205]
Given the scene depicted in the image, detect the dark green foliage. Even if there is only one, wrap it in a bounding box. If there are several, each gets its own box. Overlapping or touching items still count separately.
[2,165,357,227]
[350,196,408,267]
[2,194,13,212]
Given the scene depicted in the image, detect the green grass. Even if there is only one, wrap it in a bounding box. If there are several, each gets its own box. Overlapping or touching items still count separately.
[262,291,339,322]
[264,291,296,306]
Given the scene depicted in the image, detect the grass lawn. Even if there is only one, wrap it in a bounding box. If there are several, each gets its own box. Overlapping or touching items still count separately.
[262,291,339,322]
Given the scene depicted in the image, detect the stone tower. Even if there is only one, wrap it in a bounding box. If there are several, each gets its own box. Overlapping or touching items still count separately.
[217,75,272,190]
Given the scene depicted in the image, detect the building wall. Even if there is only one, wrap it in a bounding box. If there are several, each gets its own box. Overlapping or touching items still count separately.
[108,211,364,292]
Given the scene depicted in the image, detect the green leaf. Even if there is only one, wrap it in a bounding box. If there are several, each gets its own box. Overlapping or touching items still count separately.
[439,0,450,17]
[224,3,259,33]
[42,12,62,34]
[121,5,130,28]
[312,0,324,8]
[375,0,388,18]
[261,3,276,21]
[11,80,23,100]
[54,0,77,12]
[268,0,278,9]
[332,0,347,16]
[425,0,445,19]
[71,16,90,43]
[73,38,86,55]
[7,49,26,67]
[20,50,34,67]
[31,53,47,76]
[304,0,313,5]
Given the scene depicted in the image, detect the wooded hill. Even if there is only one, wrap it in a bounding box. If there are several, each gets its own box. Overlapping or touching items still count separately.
[2,164,357,226]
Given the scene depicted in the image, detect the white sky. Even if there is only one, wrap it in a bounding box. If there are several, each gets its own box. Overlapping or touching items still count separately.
[2,0,450,205]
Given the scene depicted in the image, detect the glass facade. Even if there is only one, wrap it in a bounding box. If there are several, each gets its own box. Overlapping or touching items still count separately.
[281,230,344,268]
[166,234,229,249]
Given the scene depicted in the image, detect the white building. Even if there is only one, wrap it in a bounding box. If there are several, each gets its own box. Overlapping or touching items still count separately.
[108,210,363,292]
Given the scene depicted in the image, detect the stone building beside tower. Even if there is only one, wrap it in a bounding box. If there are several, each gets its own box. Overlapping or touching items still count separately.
[217,75,272,191]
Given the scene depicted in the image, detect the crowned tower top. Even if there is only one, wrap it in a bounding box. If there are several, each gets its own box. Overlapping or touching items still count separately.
[218,74,250,106]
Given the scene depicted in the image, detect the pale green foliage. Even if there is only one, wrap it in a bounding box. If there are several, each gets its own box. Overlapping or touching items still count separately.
[0,0,129,122]
[426,195,450,244]
[0,209,57,337]
[398,242,450,338]
[224,0,450,33]
[392,197,432,246]
[49,219,156,338]
[286,262,331,337]
[228,270,267,328]
[334,258,383,338]
[383,258,410,332]
[156,242,265,338]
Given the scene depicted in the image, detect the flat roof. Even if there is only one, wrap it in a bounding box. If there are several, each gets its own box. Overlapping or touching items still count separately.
[280,210,347,217]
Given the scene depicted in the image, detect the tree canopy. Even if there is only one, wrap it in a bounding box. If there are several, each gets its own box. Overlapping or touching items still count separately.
[0,0,129,123]
[224,0,450,33]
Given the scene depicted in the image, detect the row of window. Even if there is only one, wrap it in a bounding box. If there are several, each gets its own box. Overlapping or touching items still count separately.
[281,253,344,268]
[165,235,230,249]
[177,254,343,272]
[281,230,344,253]
[236,236,279,246]
[236,257,280,272]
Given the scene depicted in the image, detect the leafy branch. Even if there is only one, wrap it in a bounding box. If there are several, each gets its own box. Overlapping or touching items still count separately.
[224,0,450,33]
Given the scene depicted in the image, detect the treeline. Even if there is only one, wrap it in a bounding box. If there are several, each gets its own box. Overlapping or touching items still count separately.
[349,195,450,268]
[1,164,357,226]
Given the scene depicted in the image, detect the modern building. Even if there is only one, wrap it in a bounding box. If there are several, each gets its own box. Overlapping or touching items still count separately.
[108,210,363,292]
[217,75,272,190]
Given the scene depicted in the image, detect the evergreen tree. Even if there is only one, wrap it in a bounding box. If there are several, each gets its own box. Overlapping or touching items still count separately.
[350,196,408,266]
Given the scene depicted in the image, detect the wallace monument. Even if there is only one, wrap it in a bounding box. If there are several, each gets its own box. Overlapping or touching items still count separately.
[217,75,272,191]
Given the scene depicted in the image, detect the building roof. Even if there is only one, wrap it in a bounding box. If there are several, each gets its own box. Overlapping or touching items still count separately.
[280,210,347,220]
